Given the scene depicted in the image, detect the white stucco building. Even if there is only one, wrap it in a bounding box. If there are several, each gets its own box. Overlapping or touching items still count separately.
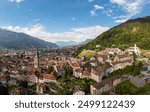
[126,44,141,56]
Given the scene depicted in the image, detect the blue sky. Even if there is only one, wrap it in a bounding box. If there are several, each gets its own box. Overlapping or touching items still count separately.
[0,0,150,42]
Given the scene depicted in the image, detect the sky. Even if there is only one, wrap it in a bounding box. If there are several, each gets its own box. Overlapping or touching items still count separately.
[0,0,150,43]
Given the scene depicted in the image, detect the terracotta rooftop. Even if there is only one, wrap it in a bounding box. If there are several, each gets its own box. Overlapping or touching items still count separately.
[43,73,56,80]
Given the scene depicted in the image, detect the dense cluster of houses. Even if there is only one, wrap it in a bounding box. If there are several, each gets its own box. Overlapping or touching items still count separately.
[69,44,146,95]
[0,49,71,94]
[0,44,149,95]
[71,49,133,83]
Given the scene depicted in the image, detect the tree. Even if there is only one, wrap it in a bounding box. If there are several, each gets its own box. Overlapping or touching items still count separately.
[132,52,137,61]
[47,66,54,74]
[133,66,140,76]
[18,80,28,88]
[132,61,142,76]
[0,85,9,95]
[101,92,109,95]
[115,80,138,95]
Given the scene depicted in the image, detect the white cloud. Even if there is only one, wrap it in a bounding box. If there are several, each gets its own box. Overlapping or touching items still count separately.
[94,5,104,10]
[1,24,109,43]
[113,15,127,19]
[114,19,128,23]
[110,0,146,23]
[110,0,126,5]
[90,4,104,16]
[88,0,95,3]
[90,10,97,16]
[9,0,24,3]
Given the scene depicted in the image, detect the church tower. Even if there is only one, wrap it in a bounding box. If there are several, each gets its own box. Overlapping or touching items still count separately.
[34,48,39,68]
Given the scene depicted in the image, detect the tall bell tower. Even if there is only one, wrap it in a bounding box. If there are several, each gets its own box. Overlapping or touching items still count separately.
[34,48,39,68]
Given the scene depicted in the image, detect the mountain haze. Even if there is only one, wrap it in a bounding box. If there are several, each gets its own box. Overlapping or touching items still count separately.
[0,29,58,49]
[56,39,92,47]
[79,39,92,45]
[55,41,78,47]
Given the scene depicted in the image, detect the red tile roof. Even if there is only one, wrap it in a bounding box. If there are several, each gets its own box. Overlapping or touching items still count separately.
[72,63,80,68]
[82,70,90,76]
[43,74,56,80]
[38,83,45,88]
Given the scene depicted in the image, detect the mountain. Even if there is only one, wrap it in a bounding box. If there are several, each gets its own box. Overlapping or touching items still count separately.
[55,41,78,47]
[0,29,58,49]
[56,39,92,47]
[77,16,150,53]
[79,39,92,45]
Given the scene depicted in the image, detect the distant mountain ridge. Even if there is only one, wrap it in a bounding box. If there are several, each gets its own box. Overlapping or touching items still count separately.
[55,41,78,47]
[79,39,92,45]
[0,29,58,49]
[55,39,92,47]
[77,16,150,53]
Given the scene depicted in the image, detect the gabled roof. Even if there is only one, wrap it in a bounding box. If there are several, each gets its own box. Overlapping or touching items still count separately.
[116,54,130,59]
[72,62,81,68]
[43,73,56,80]
[98,54,108,59]
[92,76,121,90]
[91,67,105,75]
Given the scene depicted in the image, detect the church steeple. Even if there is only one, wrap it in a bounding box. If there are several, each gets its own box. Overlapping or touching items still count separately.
[34,48,39,68]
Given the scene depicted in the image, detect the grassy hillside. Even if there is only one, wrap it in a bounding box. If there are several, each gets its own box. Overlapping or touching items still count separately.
[77,16,150,54]
[78,50,96,59]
